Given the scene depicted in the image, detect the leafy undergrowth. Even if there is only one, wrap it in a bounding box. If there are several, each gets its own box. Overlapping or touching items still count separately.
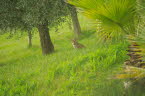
[0,15,129,96]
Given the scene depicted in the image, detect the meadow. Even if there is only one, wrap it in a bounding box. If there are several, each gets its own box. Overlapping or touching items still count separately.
[0,15,131,96]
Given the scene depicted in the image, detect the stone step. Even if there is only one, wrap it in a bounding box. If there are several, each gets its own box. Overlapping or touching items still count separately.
[127,50,142,52]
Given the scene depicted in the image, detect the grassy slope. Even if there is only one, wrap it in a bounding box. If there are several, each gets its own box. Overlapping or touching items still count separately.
[0,15,128,96]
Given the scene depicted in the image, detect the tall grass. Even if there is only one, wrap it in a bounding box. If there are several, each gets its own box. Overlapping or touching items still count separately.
[0,14,129,96]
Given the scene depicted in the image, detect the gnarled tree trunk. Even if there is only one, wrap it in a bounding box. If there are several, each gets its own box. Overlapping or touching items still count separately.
[69,5,81,38]
[37,23,54,55]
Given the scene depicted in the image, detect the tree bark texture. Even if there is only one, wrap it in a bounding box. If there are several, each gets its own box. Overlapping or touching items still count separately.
[70,5,81,38]
[37,23,54,55]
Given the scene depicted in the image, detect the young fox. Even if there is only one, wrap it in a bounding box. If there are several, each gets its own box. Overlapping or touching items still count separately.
[72,39,85,49]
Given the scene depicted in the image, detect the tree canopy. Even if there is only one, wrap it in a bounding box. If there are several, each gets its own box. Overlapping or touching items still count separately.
[0,0,70,29]
[17,0,69,27]
[0,0,71,55]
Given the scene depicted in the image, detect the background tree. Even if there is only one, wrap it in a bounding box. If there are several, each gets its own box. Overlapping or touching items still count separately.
[0,0,34,48]
[0,0,70,55]
[64,0,82,38]
[0,0,25,30]
[0,0,33,48]
[28,30,32,48]
[18,0,70,55]
[68,4,81,38]
[22,25,33,48]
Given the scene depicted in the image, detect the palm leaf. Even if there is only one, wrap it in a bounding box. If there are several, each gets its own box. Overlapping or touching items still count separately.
[68,0,137,40]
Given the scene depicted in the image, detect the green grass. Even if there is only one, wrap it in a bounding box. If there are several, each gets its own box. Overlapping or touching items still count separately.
[0,14,129,96]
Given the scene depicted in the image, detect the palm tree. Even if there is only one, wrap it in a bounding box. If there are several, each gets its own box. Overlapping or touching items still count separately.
[68,0,137,40]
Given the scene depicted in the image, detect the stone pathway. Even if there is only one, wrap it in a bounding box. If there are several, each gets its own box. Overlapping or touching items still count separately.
[123,40,145,96]
[125,41,145,68]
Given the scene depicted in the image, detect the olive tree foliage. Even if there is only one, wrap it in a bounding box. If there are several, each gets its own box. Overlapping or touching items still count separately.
[0,0,33,39]
[17,0,69,27]
[0,0,70,55]
[0,0,25,31]
[18,0,70,55]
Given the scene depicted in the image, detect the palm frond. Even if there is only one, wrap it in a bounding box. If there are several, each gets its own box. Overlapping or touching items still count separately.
[68,0,137,40]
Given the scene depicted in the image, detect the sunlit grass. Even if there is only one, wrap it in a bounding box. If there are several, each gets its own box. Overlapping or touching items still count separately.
[0,14,129,96]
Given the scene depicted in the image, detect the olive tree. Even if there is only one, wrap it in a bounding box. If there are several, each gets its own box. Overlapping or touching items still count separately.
[0,0,70,55]
[68,4,81,38]
[64,0,82,38]
[17,0,70,55]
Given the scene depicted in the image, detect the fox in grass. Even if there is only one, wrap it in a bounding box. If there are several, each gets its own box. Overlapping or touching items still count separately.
[71,39,85,49]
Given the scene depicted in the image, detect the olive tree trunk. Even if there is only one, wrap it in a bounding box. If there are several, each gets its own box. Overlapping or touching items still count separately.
[37,23,54,55]
[28,30,32,47]
[70,5,81,38]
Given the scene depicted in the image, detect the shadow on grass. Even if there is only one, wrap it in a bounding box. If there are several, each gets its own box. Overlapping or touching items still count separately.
[79,30,96,40]
[27,45,40,50]
[0,63,7,67]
